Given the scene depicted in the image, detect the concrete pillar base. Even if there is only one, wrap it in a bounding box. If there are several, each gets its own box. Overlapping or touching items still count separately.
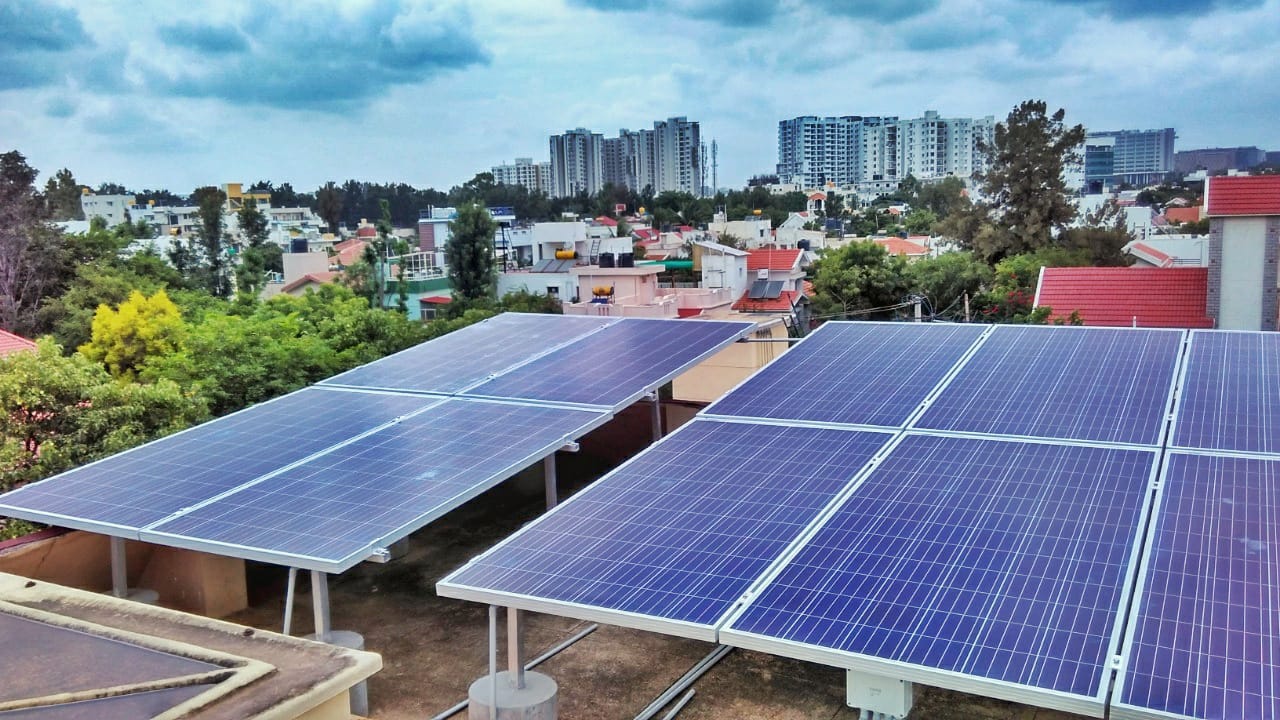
[126,588,159,604]
[306,630,369,717]
[468,670,558,720]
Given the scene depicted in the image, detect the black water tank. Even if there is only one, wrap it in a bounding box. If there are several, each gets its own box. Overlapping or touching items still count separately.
[599,252,616,268]
[797,239,811,251]
[617,252,634,268]
[290,238,308,254]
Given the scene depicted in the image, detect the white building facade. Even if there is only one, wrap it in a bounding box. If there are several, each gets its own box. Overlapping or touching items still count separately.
[492,157,552,194]
[549,129,605,198]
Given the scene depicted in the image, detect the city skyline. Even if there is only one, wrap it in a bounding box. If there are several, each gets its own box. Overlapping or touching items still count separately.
[3,0,1278,195]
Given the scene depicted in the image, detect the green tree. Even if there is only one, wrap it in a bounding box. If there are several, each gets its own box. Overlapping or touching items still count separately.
[0,151,68,334]
[914,176,968,219]
[500,289,563,314]
[1061,200,1134,266]
[974,247,1091,322]
[186,186,232,297]
[316,181,343,233]
[234,199,271,302]
[904,209,938,235]
[905,252,993,319]
[973,100,1086,262]
[44,168,84,221]
[80,289,186,380]
[446,204,498,303]
[0,339,205,501]
[810,241,911,320]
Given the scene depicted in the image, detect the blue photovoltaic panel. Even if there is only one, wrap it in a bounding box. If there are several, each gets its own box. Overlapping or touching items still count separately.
[463,318,752,408]
[1172,331,1280,454]
[725,434,1155,701]
[440,420,890,629]
[0,388,435,531]
[145,399,608,570]
[1116,453,1280,720]
[705,322,987,427]
[915,326,1182,445]
[321,313,616,394]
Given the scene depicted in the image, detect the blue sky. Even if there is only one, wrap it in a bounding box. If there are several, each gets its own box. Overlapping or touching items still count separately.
[2,0,1277,195]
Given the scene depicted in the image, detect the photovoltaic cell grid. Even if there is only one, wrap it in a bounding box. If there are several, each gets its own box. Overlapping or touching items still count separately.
[1172,331,1280,455]
[1115,453,1280,720]
[146,399,608,571]
[440,420,891,631]
[0,388,436,531]
[724,434,1156,702]
[915,326,1183,446]
[320,313,617,394]
[463,318,753,408]
[704,322,987,428]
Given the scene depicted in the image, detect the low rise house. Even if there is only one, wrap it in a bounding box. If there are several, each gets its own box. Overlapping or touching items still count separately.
[1203,175,1280,330]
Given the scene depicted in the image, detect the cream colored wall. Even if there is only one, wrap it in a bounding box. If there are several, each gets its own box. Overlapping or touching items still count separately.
[1219,217,1268,330]
[672,323,788,404]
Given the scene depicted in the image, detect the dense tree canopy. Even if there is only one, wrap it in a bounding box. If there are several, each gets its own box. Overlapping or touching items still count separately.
[446,204,498,303]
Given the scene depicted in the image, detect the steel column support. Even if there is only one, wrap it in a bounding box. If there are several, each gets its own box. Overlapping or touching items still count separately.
[109,537,128,598]
[544,454,558,509]
[651,393,663,441]
[508,607,526,690]
[311,570,331,642]
[282,567,298,635]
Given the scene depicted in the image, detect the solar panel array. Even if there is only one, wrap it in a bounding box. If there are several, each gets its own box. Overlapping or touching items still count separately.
[0,314,752,572]
[443,321,1280,718]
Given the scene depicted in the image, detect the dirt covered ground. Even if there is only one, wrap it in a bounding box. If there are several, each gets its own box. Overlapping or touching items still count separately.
[226,451,1089,720]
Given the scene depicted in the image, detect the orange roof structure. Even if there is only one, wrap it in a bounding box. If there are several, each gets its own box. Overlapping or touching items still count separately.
[0,329,36,356]
[1206,175,1280,216]
[746,249,802,272]
[1127,242,1175,268]
[594,215,618,227]
[733,289,802,313]
[280,271,340,294]
[1034,267,1213,328]
[1164,207,1201,224]
[874,238,930,257]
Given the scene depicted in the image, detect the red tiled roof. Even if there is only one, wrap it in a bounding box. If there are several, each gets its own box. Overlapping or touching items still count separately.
[676,308,703,318]
[356,226,377,237]
[1127,242,1174,268]
[808,192,826,200]
[594,215,618,226]
[1164,207,1201,224]
[733,289,802,312]
[0,329,36,356]
[335,240,368,267]
[632,228,658,241]
[1035,267,1214,329]
[419,296,452,304]
[874,238,929,256]
[1206,176,1280,217]
[280,271,340,294]
[746,249,802,272]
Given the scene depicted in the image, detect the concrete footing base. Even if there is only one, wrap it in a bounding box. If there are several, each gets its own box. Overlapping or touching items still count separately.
[120,588,159,604]
[468,670,558,720]
[306,630,369,717]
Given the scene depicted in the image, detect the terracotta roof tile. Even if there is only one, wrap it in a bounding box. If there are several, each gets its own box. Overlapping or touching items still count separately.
[733,289,802,312]
[0,329,36,356]
[746,249,802,272]
[280,271,340,294]
[1127,242,1174,268]
[1035,267,1213,328]
[874,238,929,256]
[1164,207,1201,224]
[1205,176,1280,217]
[594,215,618,226]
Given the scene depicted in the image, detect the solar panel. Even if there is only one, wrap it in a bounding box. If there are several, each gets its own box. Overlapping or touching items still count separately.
[463,318,753,409]
[703,322,987,428]
[531,259,554,273]
[764,280,785,299]
[722,434,1157,713]
[144,399,609,571]
[321,313,617,394]
[748,280,768,299]
[1113,452,1280,720]
[438,419,892,639]
[1171,331,1280,454]
[914,326,1183,445]
[0,388,437,532]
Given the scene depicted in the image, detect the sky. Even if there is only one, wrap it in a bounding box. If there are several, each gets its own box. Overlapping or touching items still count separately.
[3,0,1278,196]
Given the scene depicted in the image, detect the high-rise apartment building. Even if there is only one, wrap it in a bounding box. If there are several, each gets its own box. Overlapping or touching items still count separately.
[1174,147,1267,174]
[548,128,604,198]
[1085,128,1175,186]
[776,111,992,190]
[603,129,654,194]
[491,157,552,194]
[651,117,701,196]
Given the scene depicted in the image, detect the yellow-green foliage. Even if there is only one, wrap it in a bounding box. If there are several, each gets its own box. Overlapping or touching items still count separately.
[79,289,186,379]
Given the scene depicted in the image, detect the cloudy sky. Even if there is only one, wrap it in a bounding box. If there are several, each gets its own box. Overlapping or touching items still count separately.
[3,0,1277,195]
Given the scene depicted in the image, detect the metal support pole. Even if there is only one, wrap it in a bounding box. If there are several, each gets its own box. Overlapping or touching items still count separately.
[651,393,663,441]
[544,454,558,509]
[282,567,298,635]
[109,537,128,598]
[507,607,526,690]
[311,570,331,642]
[488,605,498,720]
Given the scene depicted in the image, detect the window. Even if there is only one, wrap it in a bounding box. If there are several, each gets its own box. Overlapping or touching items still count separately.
[547,286,559,296]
